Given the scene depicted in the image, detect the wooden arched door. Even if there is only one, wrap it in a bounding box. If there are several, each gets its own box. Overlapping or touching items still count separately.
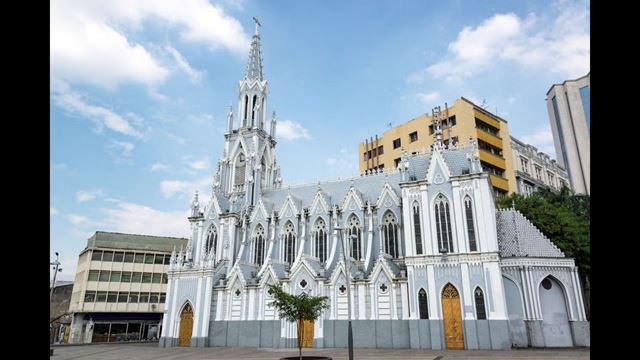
[178,303,193,347]
[442,283,464,349]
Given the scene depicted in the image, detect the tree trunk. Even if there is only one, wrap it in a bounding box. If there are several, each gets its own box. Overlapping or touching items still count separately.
[297,319,303,360]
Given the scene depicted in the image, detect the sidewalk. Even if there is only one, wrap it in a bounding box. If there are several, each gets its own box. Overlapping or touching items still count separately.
[51,343,590,360]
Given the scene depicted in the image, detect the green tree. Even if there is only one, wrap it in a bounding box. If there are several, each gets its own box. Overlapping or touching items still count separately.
[496,186,590,319]
[268,284,330,360]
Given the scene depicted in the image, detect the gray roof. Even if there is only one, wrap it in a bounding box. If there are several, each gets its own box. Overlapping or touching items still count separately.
[86,231,188,253]
[496,209,564,258]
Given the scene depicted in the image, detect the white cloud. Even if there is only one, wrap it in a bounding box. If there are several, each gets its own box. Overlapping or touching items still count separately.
[189,157,210,171]
[160,177,210,199]
[277,120,312,141]
[102,201,190,238]
[419,1,589,82]
[326,148,358,174]
[76,189,104,202]
[416,91,441,104]
[165,45,203,84]
[50,207,60,216]
[67,214,101,227]
[109,140,135,157]
[51,0,249,90]
[151,162,170,172]
[52,84,146,138]
[520,126,557,159]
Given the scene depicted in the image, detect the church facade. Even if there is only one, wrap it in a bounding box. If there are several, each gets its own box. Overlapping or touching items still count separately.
[159,23,590,350]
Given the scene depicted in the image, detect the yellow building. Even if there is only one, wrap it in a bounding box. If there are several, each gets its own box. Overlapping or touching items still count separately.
[358,97,516,195]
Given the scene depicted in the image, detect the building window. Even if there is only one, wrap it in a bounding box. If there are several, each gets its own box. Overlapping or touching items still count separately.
[123,252,134,263]
[393,138,401,149]
[84,291,96,303]
[99,271,110,282]
[118,292,128,303]
[160,293,166,303]
[382,211,399,258]
[409,131,418,143]
[150,293,159,303]
[435,194,453,253]
[428,125,434,135]
[129,293,139,303]
[475,287,487,320]
[142,273,152,283]
[418,288,429,319]
[234,152,246,190]
[534,165,542,180]
[102,251,114,262]
[464,196,477,252]
[121,272,131,283]
[152,273,162,283]
[253,225,266,266]
[347,215,362,260]
[447,115,457,127]
[314,218,328,263]
[475,118,499,137]
[547,172,555,188]
[131,272,142,283]
[107,292,117,303]
[144,254,154,264]
[96,292,107,302]
[139,293,149,303]
[363,152,368,161]
[91,251,103,261]
[412,203,423,255]
[110,271,121,282]
[153,254,164,264]
[163,254,170,265]
[134,253,144,263]
[520,157,529,174]
[206,225,218,255]
[162,273,168,284]
[284,221,296,265]
[113,252,124,262]
[394,158,401,168]
[580,85,590,132]
[378,145,384,155]
[88,270,99,281]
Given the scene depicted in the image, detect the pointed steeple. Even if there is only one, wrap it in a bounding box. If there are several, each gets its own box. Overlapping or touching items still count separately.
[245,17,264,81]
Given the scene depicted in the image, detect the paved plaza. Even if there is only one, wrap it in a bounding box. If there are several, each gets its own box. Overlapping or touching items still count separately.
[51,343,589,360]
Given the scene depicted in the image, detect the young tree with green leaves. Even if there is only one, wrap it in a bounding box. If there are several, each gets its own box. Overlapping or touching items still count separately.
[268,284,330,360]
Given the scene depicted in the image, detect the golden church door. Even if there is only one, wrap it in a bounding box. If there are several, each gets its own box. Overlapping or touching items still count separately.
[298,320,314,348]
[442,284,464,349]
[178,304,193,347]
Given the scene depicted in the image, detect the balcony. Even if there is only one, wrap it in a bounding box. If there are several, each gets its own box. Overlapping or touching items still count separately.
[489,174,509,192]
[479,149,506,169]
[476,129,503,148]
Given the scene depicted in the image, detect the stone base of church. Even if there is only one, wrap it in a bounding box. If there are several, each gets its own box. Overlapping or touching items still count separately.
[569,321,590,347]
[525,320,546,347]
[209,320,282,347]
[191,337,209,347]
[159,337,178,347]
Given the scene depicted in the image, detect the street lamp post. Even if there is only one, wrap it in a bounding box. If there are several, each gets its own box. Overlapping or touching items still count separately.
[50,252,63,303]
[334,226,355,360]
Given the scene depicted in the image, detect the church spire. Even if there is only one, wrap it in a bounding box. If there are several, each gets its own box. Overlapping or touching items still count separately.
[245,17,263,81]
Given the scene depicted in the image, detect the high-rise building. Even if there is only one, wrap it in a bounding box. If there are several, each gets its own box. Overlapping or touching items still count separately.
[68,231,188,344]
[545,73,590,194]
[358,98,517,196]
[510,136,570,196]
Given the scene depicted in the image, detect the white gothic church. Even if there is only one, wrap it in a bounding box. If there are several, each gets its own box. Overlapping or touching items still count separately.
[159,22,590,350]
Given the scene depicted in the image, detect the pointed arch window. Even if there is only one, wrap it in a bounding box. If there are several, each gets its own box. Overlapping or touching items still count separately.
[382,211,399,258]
[284,222,296,265]
[243,95,249,123]
[412,202,423,255]
[252,95,258,122]
[435,194,453,253]
[253,225,265,266]
[464,196,477,252]
[475,287,486,320]
[314,218,328,263]
[418,288,429,319]
[205,225,218,255]
[260,156,266,187]
[234,152,246,191]
[347,215,361,260]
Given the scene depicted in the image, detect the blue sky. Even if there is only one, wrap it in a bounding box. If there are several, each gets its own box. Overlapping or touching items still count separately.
[50,0,589,280]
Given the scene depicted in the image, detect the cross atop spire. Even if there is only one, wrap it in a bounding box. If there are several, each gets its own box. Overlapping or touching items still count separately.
[245,17,264,81]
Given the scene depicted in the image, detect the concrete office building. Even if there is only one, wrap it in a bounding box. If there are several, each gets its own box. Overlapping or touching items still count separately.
[545,73,590,194]
[510,137,570,195]
[68,231,188,344]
